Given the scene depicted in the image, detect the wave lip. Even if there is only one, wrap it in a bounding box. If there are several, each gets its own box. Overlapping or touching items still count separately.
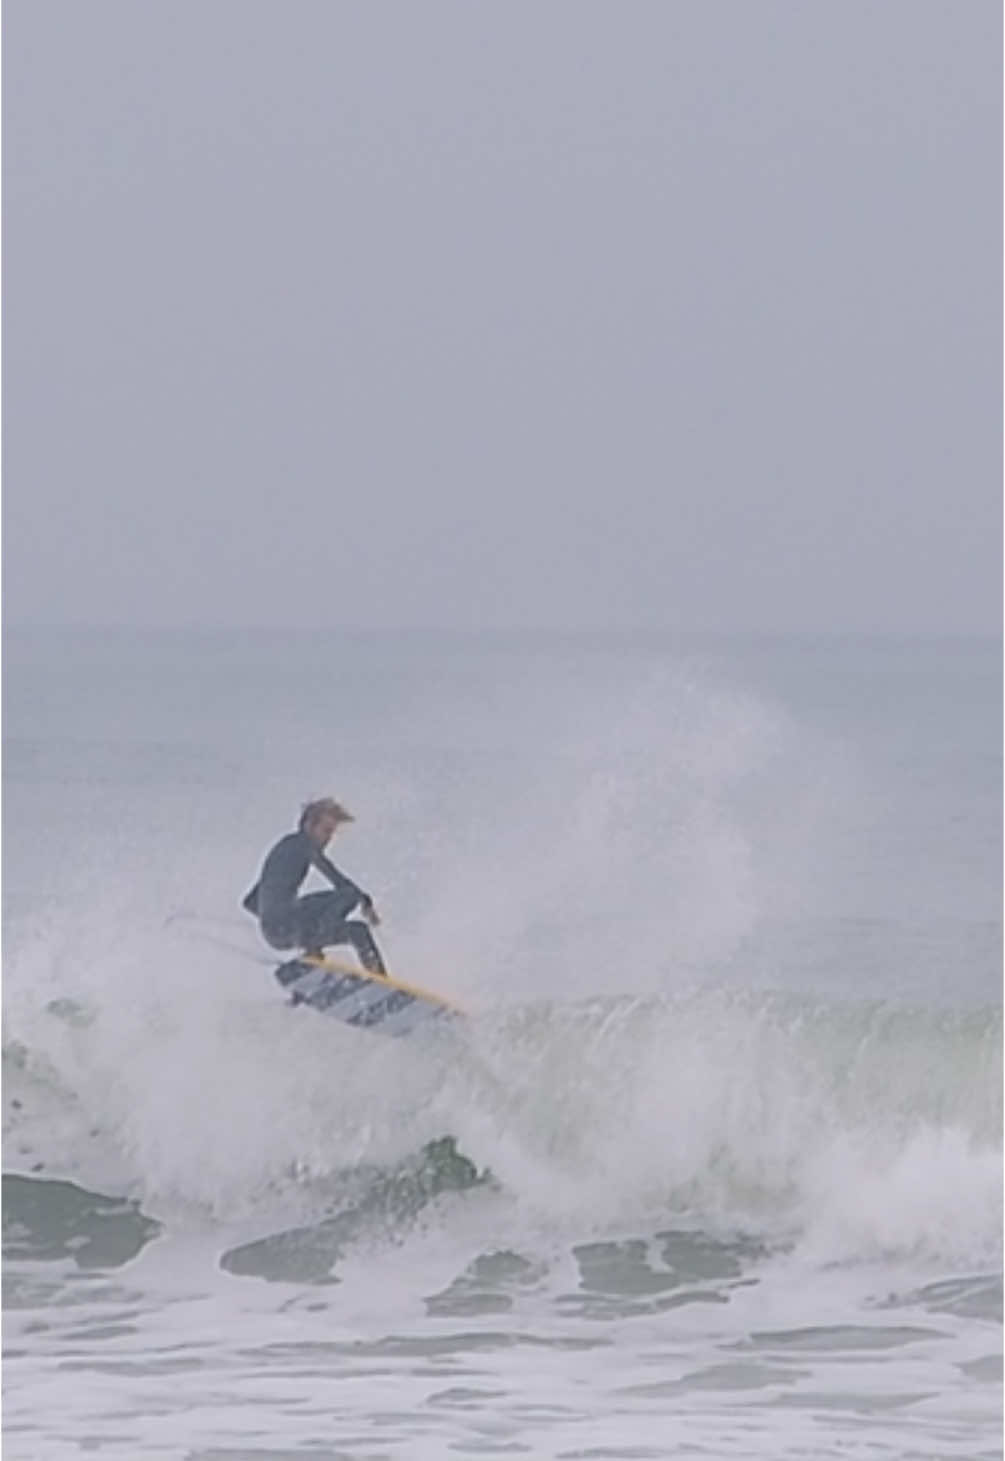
[456,987,1003,1265]
[2,981,1001,1272]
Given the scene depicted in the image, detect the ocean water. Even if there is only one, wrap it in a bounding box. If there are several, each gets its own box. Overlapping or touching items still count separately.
[2,627,1001,1460]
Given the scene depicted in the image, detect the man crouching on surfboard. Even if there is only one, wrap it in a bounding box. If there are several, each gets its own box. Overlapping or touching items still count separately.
[242,798,387,974]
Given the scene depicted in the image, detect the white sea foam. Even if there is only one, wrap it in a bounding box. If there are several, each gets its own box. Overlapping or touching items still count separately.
[5,917,999,1268]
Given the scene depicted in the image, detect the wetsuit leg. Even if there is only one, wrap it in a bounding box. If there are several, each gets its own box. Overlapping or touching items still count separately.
[292,889,358,946]
[341,919,387,975]
[291,891,387,974]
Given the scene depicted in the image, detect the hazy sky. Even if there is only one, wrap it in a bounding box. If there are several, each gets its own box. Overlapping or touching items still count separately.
[5,1,1001,633]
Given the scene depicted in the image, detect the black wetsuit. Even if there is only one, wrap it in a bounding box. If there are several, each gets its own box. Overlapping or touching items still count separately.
[242,830,385,972]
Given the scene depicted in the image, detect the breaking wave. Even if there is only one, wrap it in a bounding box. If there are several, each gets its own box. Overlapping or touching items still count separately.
[4,973,1000,1273]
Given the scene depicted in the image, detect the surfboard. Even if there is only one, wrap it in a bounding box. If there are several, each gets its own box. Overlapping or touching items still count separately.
[274,954,463,1038]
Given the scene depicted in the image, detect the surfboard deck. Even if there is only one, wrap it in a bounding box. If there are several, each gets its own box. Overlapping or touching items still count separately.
[275,954,462,1038]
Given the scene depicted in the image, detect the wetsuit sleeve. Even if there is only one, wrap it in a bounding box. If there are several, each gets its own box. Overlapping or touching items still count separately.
[313,852,369,906]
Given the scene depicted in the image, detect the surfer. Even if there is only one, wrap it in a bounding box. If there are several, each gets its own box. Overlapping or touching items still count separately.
[242,798,387,974]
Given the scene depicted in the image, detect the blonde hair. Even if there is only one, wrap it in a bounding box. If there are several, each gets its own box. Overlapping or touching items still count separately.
[298,797,354,831]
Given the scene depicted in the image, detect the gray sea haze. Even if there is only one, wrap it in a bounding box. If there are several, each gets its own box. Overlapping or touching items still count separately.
[2,628,1001,1460]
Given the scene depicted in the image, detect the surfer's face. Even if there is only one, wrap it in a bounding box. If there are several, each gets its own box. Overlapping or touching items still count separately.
[306,811,341,847]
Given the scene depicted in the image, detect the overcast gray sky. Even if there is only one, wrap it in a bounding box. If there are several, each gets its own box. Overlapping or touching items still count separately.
[4,1,1000,633]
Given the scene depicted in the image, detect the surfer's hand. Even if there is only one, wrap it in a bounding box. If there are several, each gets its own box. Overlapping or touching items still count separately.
[362,898,381,927]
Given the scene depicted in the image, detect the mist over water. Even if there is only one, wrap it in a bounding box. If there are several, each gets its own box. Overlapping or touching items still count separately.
[3,629,1000,1458]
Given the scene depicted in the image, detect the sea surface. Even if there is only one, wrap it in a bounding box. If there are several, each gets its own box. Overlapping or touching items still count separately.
[3,628,1001,1460]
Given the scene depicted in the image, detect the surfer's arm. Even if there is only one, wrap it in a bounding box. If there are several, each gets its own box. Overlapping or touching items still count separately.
[313,852,371,910]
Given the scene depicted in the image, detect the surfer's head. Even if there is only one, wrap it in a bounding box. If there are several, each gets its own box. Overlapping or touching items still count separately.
[299,797,355,846]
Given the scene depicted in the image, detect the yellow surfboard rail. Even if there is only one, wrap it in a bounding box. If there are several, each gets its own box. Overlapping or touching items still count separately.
[300,953,466,1016]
